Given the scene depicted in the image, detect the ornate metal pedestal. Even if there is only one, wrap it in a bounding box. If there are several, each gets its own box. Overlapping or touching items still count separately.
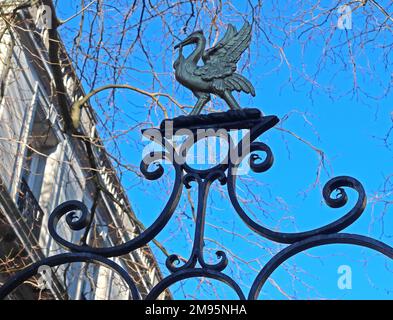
[1,108,392,300]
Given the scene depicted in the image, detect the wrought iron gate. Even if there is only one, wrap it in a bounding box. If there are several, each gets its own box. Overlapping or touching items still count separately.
[0,108,392,300]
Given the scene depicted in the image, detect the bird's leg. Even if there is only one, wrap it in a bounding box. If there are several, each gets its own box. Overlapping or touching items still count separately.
[222,91,241,110]
[190,92,211,115]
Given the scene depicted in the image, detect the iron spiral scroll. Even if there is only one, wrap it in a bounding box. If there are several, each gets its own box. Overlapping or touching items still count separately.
[1,108,392,300]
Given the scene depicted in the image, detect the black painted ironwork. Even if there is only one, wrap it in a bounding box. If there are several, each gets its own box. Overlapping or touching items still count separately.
[17,178,45,240]
[1,25,392,300]
[0,107,392,300]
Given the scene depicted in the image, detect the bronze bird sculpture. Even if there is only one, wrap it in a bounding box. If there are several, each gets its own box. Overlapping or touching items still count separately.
[174,22,255,115]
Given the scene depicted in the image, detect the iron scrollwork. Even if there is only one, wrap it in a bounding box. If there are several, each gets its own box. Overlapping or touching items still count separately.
[0,108,392,300]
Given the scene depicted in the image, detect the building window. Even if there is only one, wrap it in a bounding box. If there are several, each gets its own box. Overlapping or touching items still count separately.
[17,105,59,238]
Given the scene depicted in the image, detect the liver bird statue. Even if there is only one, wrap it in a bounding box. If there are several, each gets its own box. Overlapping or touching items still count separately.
[174,22,255,115]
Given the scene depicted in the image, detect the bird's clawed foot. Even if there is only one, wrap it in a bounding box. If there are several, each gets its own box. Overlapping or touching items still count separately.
[190,93,211,115]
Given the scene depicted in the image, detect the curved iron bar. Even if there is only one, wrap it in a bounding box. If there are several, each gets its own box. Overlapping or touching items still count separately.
[0,252,140,300]
[47,150,183,257]
[178,128,232,179]
[1,110,392,300]
[248,233,393,300]
[146,268,246,300]
[227,144,367,243]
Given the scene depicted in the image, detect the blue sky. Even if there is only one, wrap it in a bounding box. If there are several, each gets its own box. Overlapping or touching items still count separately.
[54,1,392,299]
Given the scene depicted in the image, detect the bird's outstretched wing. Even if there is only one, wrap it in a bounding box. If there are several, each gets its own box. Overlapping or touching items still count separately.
[194,22,252,81]
[201,24,236,64]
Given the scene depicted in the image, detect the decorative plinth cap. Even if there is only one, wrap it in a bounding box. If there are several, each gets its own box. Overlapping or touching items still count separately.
[158,108,278,133]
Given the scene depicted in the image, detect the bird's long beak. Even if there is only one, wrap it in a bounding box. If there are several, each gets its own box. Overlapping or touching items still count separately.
[174,35,193,49]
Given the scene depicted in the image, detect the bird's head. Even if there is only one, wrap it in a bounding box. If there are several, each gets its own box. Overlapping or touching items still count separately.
[174,30,204,49]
